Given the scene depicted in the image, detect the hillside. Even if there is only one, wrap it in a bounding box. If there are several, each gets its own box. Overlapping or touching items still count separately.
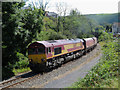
[85,13,119,25]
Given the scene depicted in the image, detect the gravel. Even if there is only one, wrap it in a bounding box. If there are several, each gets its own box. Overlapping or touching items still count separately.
[11,44,101,88]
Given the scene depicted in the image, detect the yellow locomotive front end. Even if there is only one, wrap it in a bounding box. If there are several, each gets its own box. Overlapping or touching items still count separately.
[28,42,47,72]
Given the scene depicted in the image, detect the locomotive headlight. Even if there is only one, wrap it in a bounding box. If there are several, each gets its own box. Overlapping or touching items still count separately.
[29,59,31,62]
[29,59,33,62]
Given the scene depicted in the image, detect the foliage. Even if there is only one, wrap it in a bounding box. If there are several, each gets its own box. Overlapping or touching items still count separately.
[2,67,14,80]
[2,52,29,80]
[70,8,80,16]
[94,25,113,42]
[2,2,43,80]
[2,2,43,66]
[105,24,112,32]
[43,17,57,31]
[98,31,113,42]
[13,67,30,75]
[61,11,96,39]
[2,2,25,66]
[35,17,67,41]
[70,39,119,88]
[36,29,67,41]
[14,52,29,69]
[12,4,44,54]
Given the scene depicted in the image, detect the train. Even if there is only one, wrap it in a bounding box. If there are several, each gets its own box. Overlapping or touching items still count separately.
[28,37,97,72]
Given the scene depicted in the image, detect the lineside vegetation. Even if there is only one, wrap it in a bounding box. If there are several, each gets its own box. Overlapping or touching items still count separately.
[69,36,119,88]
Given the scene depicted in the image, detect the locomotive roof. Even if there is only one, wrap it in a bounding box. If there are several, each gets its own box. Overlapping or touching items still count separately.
[83,38,93,41]
[34,39,84,47]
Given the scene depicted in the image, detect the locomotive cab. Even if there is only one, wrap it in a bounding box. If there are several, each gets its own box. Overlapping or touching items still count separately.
[28,42,46,64]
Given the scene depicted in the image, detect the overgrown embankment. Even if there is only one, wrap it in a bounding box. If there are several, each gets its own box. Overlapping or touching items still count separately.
[70,39,119,88]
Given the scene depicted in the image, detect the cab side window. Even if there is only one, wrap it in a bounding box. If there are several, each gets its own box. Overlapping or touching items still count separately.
[47,47,51,54]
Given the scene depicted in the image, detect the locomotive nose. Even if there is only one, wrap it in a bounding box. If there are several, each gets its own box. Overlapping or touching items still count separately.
[28,54,46,64]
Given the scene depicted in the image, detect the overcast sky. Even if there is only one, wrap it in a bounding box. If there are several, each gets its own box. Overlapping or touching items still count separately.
[26,0,120,15]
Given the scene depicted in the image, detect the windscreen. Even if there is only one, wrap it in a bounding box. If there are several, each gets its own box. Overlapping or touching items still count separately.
[38,47,45,54]
[28,47,45,55]
[28,48,37,55]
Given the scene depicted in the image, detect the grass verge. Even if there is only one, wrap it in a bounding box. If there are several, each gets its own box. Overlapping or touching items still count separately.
[13,67,31,75]
[12,52,31,76]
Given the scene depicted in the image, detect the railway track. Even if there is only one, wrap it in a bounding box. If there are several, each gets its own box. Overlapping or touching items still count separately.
[0,71,42,89]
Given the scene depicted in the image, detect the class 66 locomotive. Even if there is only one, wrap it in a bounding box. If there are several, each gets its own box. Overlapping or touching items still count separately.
[28,37,97,72]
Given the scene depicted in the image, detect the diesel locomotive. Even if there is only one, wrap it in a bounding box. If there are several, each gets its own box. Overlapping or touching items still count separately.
[28,37,97,72]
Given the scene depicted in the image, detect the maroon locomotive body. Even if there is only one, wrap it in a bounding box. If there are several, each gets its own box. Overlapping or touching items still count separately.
[28,37,97,72]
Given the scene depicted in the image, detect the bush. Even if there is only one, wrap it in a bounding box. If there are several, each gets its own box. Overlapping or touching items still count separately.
[98,31,113,42]
[14,52,29,69]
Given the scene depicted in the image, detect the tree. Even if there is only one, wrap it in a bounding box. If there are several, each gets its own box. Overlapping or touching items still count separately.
[2,2,43,66]
[2,2,25,66]
[62,9,96,38]
[87,18,96,36]
[70,8,80,16]
[62,3,68,31]
[105,24,112,32]
[55,2,63,32]
[55,2,69,33]
[29,0,50,16]
[2,2,26,79]
[2,2,44,79]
